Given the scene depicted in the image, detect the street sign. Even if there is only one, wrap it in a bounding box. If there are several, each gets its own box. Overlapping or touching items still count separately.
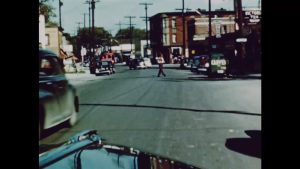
[243,9,261,25]
[236,38,247,42]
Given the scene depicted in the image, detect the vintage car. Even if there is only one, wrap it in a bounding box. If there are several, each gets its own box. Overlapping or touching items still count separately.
[39,49,79,139]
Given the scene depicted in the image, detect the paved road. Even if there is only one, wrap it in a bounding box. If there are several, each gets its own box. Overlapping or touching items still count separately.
[40,64,261,169]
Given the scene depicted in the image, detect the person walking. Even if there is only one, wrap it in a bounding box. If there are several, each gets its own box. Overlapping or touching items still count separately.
[156,54,166,77]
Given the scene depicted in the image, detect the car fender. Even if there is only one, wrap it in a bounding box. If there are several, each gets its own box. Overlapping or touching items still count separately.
[39,89,54,100]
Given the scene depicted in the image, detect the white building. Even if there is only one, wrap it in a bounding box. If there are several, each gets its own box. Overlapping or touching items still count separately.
[140,40,151,58]
[39,15,46,48]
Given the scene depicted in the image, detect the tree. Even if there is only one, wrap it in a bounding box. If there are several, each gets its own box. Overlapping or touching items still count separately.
[115,28,146,51]
[39,0,57,24]
[76,27,111,48]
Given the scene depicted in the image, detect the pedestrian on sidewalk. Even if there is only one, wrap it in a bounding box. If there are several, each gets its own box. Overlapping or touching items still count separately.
[156,54,166,77]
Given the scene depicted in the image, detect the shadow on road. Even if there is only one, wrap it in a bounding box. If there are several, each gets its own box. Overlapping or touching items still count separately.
[79,103,261,116]
[40,122,70,141]
[95,71,112,76]
[157,75,261,82]
[104,75,157,80]
[225,130,261,158]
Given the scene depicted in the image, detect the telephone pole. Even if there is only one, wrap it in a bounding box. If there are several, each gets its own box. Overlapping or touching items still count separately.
[89,0,100,74]
[58,0,63,30]
[125,16,136,53]
[175,0,190,58]
[139,2,153,56]
[208,0,212,50]
[115,21,124,44]
[77,22,82,33]
[84,1,92,33]
[234,0,245,74]
[83,13,88,29]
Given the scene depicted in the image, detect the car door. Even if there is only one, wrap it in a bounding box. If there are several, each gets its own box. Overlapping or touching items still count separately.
[49,57,74,119]
[39,56,63,127]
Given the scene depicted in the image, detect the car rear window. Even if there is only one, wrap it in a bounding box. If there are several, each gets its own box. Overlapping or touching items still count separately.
[39,57,63,76]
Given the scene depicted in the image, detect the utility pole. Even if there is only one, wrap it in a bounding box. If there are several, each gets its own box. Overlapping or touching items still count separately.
[125,16,136,53]
[77,22,82,33]
[234,0,245,74]
[58,0,63,30]
[182,0,185,58]
[208,0,212,50]
[139,2,153,57]
[89,0,100,74]
[115,21,124,44]
[175,0,191,58]
[175,0,191,68]
[84,0,92,59]
[84,1,92,33]
[83,13,88,29]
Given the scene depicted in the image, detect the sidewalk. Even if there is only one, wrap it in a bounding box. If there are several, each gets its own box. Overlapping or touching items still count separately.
[65,67,101,86]
[227,73,261,79]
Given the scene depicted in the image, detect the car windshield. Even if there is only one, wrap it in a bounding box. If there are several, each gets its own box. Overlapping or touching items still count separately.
[39,1,261,169]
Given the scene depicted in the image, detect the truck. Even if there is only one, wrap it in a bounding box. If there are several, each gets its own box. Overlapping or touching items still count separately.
[120,44,135,64]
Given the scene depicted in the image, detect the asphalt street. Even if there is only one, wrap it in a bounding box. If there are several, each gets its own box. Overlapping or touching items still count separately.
[40,64,261,169]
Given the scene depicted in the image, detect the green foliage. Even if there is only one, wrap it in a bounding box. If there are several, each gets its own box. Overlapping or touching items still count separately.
[46,21,58,27]
[39,0,56,24]
[115,28,146,51]
[77,27,111,48]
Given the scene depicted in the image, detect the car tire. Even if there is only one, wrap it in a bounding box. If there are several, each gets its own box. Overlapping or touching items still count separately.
[67,105,77,127]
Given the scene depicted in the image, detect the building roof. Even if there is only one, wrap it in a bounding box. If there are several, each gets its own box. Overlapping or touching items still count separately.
[150,11,235,19]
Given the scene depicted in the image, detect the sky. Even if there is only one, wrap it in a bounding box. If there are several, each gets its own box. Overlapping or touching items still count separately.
[48,0,260,36]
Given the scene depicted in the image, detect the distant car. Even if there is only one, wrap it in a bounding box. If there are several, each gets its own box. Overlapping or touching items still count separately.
[39,49,79,139]
[128,58,146,69]
[143,58,152,68]
[137,59,146,69]
[208,52,228,76]
[197,55,210,73]
[190,56,201,72]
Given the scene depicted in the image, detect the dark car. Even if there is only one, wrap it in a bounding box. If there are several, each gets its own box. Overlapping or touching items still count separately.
[39,49,79,139]
[128,58,145,70]
[197,55,210,73]
[190,55,210,74]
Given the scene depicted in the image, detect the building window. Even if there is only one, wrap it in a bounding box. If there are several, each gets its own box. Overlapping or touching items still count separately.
[223,25,227,34]
[162,17,170,45]
[172,34,176,43]
[45,34,50,46]
[163,17,168,29]
[172,17,176,34]
[163,33,167,44]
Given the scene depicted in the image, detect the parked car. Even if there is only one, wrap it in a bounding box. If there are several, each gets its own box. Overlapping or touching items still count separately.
[143,57,152,68]
[190,56,201,72]
[128,58,146,70]
[197,55,210,73]
[39,49,79,139]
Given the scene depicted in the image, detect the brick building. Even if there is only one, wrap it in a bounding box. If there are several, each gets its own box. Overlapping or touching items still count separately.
[149,11,236,63]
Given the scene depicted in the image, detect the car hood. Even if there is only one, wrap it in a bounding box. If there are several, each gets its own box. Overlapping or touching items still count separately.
[39,130,200,169]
